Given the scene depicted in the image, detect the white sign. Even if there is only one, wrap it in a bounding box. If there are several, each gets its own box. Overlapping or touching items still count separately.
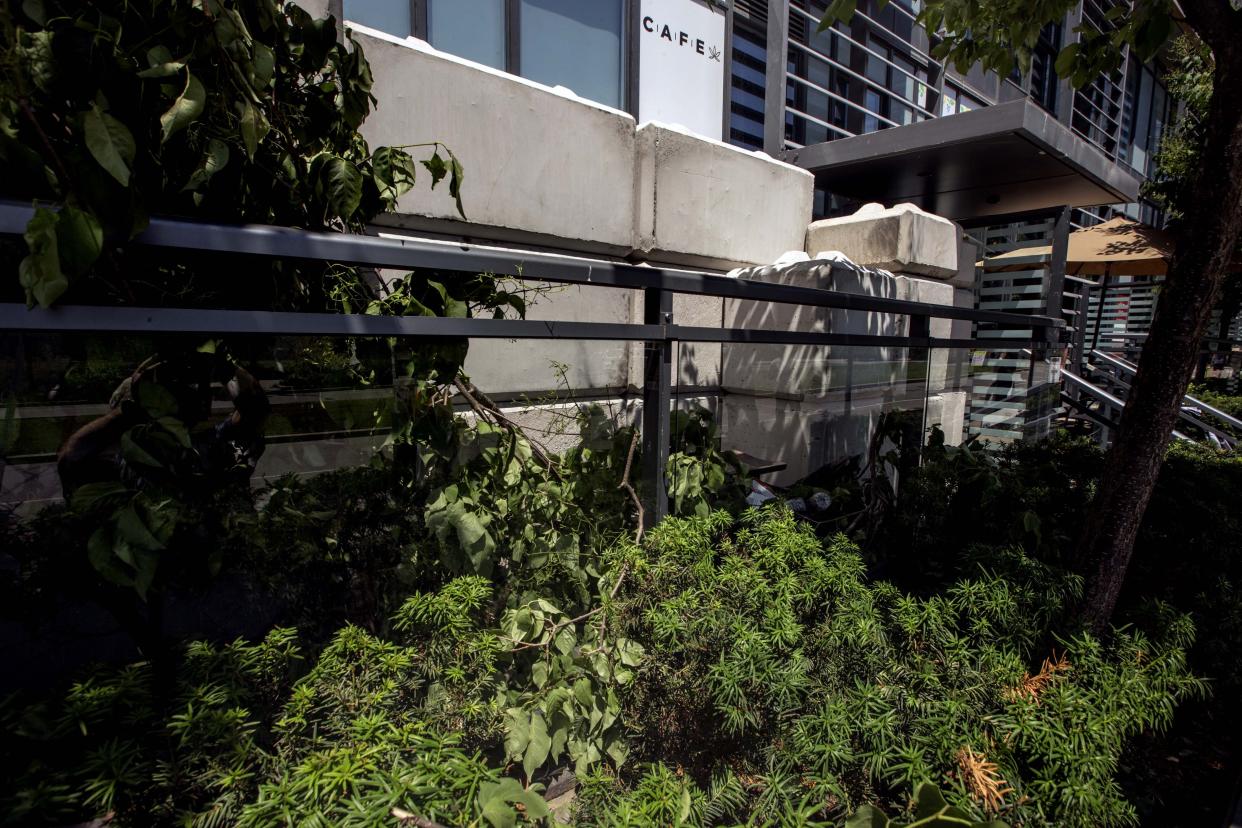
[638,0,726,141]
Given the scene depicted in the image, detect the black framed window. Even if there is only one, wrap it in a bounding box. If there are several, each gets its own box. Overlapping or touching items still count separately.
[428,0,506,70]
[342,0,627,109]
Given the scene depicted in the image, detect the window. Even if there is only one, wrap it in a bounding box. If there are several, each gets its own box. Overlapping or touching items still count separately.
[1123,61,1171,178]
[518,0,624,109]
[343,0,409,38]
[342,0,627,109]
[428,0,505,70]
[729,22,766,150]
[939,83,984,117]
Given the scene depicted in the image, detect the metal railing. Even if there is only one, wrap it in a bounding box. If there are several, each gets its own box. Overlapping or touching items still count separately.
[0,200,1061,526]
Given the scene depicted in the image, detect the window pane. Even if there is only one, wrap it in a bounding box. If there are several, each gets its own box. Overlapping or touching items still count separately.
[940,88,955,117]
[428,0,505,69]
[519,0,624,108]
[344,0,410,37]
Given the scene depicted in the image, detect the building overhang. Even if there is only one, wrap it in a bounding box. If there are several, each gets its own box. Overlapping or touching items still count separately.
[781,99,1143,222]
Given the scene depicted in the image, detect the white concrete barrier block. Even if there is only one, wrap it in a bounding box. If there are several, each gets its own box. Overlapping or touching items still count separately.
[805,203,959,279]
[636,123,813,268]
[353,26,638,252]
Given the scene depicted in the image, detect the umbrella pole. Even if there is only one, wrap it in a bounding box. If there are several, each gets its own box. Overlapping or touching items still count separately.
[1090,264,1111,355]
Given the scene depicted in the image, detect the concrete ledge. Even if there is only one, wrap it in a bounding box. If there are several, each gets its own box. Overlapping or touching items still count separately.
[636,123,814,268]
[352,28,816,269]
[806,203,959,279]
[353,25,639,252]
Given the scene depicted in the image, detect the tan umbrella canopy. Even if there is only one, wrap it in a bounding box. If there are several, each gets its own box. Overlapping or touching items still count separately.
[982,217,1174,276]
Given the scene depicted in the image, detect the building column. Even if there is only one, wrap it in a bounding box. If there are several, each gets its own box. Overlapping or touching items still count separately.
[763,0,789,155]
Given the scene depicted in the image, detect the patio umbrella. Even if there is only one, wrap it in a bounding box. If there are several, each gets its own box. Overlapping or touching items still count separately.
[979,217,1175,354]
[980,217,1174,276]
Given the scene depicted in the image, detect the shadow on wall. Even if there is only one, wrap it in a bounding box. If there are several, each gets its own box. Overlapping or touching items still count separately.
[718,260,962,485]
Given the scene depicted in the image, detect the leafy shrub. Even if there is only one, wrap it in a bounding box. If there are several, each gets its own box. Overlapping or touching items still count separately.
[588,506,1204,827]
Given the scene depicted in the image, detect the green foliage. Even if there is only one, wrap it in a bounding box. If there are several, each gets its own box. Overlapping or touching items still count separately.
[0,0,463,309]
[581,506,1202,827]
[819,0,1175,92]
[1188,383,1242,419]
[1143,35,1214,220]
[666,407,748,517]
[9,406,1240,828]
[846,783,1008,827]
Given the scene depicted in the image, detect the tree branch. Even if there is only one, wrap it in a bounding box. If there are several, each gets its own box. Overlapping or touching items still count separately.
[453,377,558,474]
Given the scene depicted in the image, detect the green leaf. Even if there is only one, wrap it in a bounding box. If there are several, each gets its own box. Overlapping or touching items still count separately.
[449,506,495,573]
[21,0,46,25]
[238,100,269,159]
[55,207,103,277]
[1134,13,1172,61]
[121,432,164,469]
[503,707,530,759]
[819,0,856,30]
[83,104,135,186]
[1054,43,1079,78]
[137,45,186,78]
[160,72,206,142]
[321,154,363,218]
[913,782,949,819]
[70,481,130,513]
[573,677,593,708]
[522,712,551,779]
[478,778,547,828]
[134,382,179,418]
[448,154,466,217]
[421,152,448,188]
[605,738,628,767]
[532,659,550,689]
[251,42,276,88]
[88,526,134,588]
[554,626,576,656]
[184,139,230,192]
[372,146,417,203]
[116,505,166,552]
[617,637,645,667]
[19,207,66,307]
[844,804,890,828]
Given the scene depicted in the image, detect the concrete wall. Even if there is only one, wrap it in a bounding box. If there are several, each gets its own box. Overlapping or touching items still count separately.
[635,123,813,269]
[350,24,813,270]
[716,204,973,484]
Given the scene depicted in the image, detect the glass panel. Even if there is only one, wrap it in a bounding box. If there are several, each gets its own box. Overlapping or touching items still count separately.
[428,0,506,70]
[1,332,403,516]
[1129,67,1154,174]
[519,0,624,109]
[924,346,972,448]
[343,0,410,37]
[940,87,957,117]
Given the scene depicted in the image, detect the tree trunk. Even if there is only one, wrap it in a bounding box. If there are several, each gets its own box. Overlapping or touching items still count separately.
[1076,20,1242,635]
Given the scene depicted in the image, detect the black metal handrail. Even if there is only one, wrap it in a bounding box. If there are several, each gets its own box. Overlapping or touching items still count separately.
[0,200,1059,526]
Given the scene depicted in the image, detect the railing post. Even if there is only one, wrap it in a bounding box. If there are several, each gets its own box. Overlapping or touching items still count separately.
[640,288,673,531]
[908,312,930,445]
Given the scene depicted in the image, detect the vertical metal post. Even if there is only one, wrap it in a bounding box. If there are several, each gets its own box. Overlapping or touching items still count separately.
[763,0,789,155]
[907,313,931,454]
[721,0,735,142]
[1046,206,1071,321]
[1090,268,1111,354]
[624,0,642,119]
[641,288,672,530]
[1054,5,1080,126]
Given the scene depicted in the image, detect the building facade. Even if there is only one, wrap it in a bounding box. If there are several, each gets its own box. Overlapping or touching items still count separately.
[336,0,1171,227]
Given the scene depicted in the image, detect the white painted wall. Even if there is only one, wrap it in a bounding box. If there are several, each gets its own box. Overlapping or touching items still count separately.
[349,23,814,270]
